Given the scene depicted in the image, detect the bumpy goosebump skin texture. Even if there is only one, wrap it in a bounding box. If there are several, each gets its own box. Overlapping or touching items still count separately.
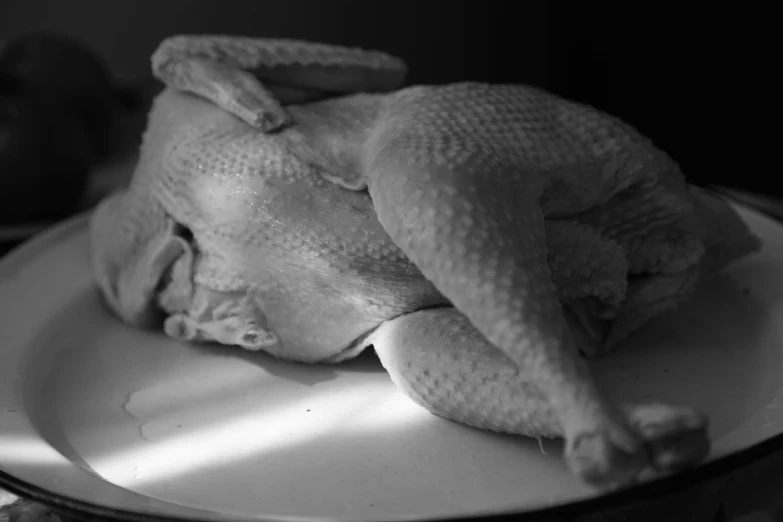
[89,36,761,490]
[151,35,408,133]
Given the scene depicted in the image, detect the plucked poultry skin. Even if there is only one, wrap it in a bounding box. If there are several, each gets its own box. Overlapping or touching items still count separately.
[89,35,761,490]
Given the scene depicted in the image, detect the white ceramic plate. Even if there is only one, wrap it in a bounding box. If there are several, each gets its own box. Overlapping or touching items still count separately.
[1,202,783,522]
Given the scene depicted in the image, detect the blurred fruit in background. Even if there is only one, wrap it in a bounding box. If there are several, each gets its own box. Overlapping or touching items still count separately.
[0,32,119,153]
[0,93,95,222]
[0,32,146,225]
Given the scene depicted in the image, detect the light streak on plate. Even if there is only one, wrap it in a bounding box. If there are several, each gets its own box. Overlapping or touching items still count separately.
[94,383,422,485]
[348,391,430,430]
[0,435,67,465]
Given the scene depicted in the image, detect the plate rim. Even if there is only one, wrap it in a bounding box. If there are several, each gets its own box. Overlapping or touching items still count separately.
[0,221,54,242]
[1,191,782,522]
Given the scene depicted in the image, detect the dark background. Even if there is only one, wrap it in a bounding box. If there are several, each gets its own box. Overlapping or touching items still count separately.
[0,1,773,193]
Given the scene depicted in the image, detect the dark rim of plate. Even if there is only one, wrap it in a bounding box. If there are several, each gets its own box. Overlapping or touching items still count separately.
[0,187,778,522]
